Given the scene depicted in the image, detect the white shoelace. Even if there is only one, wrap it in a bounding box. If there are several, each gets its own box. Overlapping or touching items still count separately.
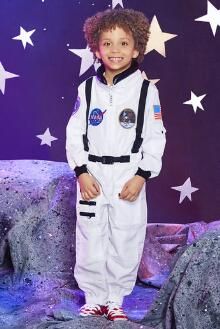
[106,301,124,315]
[80,304,101,311]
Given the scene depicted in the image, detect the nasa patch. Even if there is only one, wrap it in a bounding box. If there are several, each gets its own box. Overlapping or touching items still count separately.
[89,108,106,126]
[72,96,81,115]
[119,109,136,129]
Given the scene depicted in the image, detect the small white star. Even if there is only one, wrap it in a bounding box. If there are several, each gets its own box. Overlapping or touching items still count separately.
[195,1,220,36]
[69,46,99,76]
[36,128,58,147]
[12,26,36,49]
[145,16,177,57]
[0,62,19,95]
[112,0,123,8]
[183,91,206,113]
[171,177,199,204]
[142,71,160,85]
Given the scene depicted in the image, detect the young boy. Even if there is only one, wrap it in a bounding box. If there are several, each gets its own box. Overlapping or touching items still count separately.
[66,8,166,321]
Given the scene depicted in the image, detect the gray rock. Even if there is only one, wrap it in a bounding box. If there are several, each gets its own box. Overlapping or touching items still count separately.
[0,160,79,329]
[0,159,77,296]
[33,316,153,329]
[140,230,220,329]
[138,224,188,288]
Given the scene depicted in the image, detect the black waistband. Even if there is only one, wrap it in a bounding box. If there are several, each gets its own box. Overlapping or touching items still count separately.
[88,154,130,165]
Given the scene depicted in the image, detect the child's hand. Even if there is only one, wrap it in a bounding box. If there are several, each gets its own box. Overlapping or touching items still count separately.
[78,173,101,200]
[119,175,145,202]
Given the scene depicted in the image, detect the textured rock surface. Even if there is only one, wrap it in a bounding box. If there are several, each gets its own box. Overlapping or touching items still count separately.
[138,221,220,287]
[0,160,77,294]
[0,283,157,329]
[138,224,189,287]
[140,230,220,329]
[32,316,153,329]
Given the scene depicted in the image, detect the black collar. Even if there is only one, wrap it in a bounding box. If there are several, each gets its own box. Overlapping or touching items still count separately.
[96,60,139,85]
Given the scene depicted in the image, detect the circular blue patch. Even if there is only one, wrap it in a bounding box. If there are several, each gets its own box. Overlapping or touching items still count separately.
[89,108,104,126]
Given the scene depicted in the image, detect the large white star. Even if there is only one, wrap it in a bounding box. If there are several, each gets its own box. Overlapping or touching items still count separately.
[183,91,206,113]
[145,16,177,57]
[36,128,58,147]
[0,62,19,95]
[12,26,36,49]
[69,46,100,76]
[171,177,199,204]
[112,0,124,8]
[195,1,220,36]
[142,71,160,85]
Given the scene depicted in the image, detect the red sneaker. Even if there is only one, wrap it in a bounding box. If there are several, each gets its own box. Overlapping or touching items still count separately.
[79,304,106,317]
[105,301,128,321]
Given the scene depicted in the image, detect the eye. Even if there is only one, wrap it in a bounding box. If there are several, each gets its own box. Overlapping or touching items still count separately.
[121,41,128,46]
[103,41,111,46]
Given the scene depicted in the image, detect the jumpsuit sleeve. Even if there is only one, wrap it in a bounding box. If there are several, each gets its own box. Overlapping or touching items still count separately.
[66,82,88,177]
[135,83,166,179]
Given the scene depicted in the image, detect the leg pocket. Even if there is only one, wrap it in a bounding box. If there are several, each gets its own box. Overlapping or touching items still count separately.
[75,197,108,265]
[77,200,97,221]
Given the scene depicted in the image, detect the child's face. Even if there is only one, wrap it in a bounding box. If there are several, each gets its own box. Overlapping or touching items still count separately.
[95,26,139,77]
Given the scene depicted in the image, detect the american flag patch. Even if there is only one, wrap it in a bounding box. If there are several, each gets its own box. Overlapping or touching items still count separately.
[153,105,162,120]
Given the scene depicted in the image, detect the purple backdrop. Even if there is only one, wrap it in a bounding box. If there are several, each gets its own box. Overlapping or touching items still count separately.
[0,0,219,223]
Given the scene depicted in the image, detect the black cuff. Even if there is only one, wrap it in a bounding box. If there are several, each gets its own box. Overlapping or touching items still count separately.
[74,164,88,177]
[135,168,151,180]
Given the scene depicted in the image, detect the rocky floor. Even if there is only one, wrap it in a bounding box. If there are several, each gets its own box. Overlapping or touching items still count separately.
[0,279,158,329]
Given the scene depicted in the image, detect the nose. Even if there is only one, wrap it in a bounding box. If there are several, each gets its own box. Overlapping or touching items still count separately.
[111,44,120,52]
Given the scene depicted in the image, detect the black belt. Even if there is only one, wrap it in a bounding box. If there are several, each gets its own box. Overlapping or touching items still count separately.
[88,154,130,165]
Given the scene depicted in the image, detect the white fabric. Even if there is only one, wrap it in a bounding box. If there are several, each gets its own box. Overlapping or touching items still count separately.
[106,301,122,311]
[75,180,147,305]
[66,69,166,305]
[66,70,166,178]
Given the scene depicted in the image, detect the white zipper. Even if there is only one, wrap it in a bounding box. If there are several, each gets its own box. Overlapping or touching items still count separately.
[109,86,113,107]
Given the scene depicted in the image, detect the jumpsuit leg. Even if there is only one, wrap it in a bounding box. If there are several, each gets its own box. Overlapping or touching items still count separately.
[74,182,109,305]
[106,184,147,305]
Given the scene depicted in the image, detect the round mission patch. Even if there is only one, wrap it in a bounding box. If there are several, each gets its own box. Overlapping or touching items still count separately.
[119,109,136,129]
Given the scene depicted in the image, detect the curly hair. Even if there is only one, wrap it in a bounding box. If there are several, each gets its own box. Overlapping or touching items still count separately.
[83,8,150,64]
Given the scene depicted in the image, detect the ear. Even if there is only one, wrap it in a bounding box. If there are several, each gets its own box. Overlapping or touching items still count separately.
[95,50,101,59]
[132,49,139,59]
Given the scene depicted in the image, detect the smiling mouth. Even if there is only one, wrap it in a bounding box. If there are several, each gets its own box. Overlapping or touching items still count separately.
[108,57,123,62]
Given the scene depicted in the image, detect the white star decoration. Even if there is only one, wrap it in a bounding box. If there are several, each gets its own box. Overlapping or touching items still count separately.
[12,26,36,49]
[142,71,160,85]
[69,46,99,76]
[36,128,58,147]
[0,62,19,95]
[183,91,206,113]
[195,1,220,36]
[145,16,177,57]
[112,0,124,8]
[171,177,199,204]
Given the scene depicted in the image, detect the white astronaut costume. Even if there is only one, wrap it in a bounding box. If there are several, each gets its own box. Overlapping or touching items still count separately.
[66,62,166,306]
